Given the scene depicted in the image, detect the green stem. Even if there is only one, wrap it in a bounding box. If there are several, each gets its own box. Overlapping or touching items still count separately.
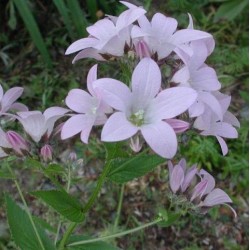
[7,166,46,250]
[54,221,62,245]
[58,160,113,249]
[82,160,113,213]
[114,184,125,229]
[58,222,77,250]
[67,218,162,247]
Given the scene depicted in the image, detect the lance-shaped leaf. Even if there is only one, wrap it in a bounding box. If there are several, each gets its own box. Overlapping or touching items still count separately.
[32,190,85,222]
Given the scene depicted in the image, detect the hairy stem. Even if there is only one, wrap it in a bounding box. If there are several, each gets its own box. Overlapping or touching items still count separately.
[67,217,162,247]
[58,222,77,250]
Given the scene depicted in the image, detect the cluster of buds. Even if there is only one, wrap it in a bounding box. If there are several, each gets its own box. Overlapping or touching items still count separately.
[168,159,236,217]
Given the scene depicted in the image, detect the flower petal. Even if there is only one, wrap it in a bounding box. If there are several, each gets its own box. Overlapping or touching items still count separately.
[132,58,161,109]
[170,165,184,193]
[61,114,95,141]
[1,87,23,112]
[72,48,106,63]
[181,165,198,192]
[0,85,3,100]
[165,119,190,133]
[87,64,98,96]
[149,87,197,120]
[65,38,99,54]
[216,136,228,156]
[66,89,96,113]
[43,107,69,120]
[93,78,132,112]
[101,112,138,141]
[202,188,232,207]
[141,121,177,158]
[223,111,240,127]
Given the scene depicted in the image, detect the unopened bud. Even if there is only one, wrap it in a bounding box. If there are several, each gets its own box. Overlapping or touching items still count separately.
[130,135,142,153]
[165,119,190,134]
[68,152,77,162]
[40,144,53,162]
[135,40,151,60]
[6,131,29,156]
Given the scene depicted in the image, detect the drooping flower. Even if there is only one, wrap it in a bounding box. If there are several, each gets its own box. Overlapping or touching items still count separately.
[193,92,240,155]
[93,58,197,158]
[17,107,69,143]
[0,127,12,158]
[0,84,28,115]
[61,64,112,143]
[168,159,236,217]
[172,40,222,119]
[65,1,146,62]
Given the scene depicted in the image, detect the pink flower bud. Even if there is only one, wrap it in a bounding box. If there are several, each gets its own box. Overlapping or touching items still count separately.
[135,40,151,60]
[40,144,53,162]
[6,131,29,156]
[69,152,77,162]
[165,119,190,134]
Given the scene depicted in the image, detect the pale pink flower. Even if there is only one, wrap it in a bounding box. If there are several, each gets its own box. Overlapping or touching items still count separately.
[0,84,28,115]
[168,159,236,216]
[172,40,222,119]
[93,58,197,158]
[65,1,146,62]
[61,64,112,143]
[40,144,53,162]
[130,11,213,60]
[17,107,69,143]
[193,92,240,155]
[0,127,12,158]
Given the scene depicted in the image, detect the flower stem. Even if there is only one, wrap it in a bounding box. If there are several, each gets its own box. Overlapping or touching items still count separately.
[114,184,125,229]
[67,217,162,247]
[7,166,46,250]
[82,160,113,213]
[58,160,113,249]
[58,222,77,250]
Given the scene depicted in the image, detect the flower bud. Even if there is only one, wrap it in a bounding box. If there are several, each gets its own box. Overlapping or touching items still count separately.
[130,135,142,153]
[165,119,190,134]
[40,144,53,162]
[135,40,151,60]
[68,151,77,162]
[6,131,29,156]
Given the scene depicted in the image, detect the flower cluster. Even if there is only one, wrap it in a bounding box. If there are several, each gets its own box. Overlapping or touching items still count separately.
[0,1,239,162]
[168,159,236,217]
[63,1,239,158]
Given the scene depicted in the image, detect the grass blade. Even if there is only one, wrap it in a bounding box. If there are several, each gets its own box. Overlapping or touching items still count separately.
[53,0,75,39]
[66,0,88,37]
[86,0,98,21]
[13,0,52,68]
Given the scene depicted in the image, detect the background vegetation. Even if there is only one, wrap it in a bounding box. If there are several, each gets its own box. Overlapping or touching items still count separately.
[0,0,248,249]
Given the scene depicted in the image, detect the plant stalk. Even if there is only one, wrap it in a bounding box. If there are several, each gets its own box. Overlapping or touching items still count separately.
[67,217,162,247]
[114,184,125,229]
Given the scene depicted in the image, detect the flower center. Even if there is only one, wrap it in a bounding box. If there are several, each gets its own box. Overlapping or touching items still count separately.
[129,109,145,127]
[91,107,97,115]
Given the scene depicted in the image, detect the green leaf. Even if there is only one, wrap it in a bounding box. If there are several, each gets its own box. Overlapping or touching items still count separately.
[33,216,57,234]
[24,157,44,169]
[157,209,181,227]
[66,0,88,37]
[0,170,14,179]
[53,0,75,39]
[8,0,17,30]
[67,235,120,250]
[13,0,52,68]
[108,154,165,183]
[5,195,56,250]
[214,0,248,22]
[104,142,129,161]
[44,164,66,175]
[32,190,85,222]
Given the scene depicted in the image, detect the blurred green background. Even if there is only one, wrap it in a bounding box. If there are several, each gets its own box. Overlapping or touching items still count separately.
[0,0,248,249]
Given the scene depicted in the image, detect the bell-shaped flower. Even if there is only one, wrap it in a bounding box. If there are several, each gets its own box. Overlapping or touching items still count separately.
[172,40,222,119]
[65,1,146,62]
[0,84,28,115]
[93,58,197,158]
[131,11,213,60]
[61,64,112,143]
[0,127,12,158]
[194,92,240,155]
[17,107,69,143]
